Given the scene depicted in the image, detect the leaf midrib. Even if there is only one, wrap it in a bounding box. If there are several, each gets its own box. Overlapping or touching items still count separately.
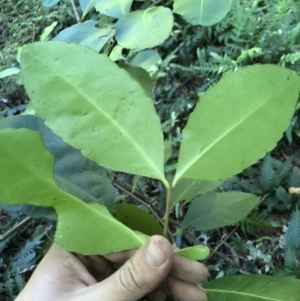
[199,0,204,23]
[175,98,269,182]
[31,52,163,180]
[206,285,282,301]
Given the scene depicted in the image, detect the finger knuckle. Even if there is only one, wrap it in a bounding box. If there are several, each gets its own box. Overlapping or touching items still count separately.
[118,259,145,294]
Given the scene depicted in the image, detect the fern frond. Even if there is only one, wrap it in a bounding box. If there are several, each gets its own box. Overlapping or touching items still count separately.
[289,167,300,187]
[275,186,292,204]
[11,240,39,273]
[273,157,293,185]
[0,235,13,254]
[280,52,300,66]
[284,243,297,272]
[259,154,274,192]
[241,211,271,235]
[285,208,300,249]
[14,274,23,293]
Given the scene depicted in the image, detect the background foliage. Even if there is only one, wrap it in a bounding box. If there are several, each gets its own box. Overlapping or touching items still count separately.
[1,0,300,300]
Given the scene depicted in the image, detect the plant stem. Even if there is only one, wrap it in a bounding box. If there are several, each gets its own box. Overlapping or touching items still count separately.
[112,179,174,243]
[148,0,163,8]
[0,216,31,241]
[70,0,81,23]
[163,187,172,238]
[203,225,239,263]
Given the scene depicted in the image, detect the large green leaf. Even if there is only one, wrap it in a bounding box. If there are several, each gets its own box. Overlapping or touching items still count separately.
[115,7,173,50]
[0,128,146,255]
[173,0,233,26]
[0,115,116,213]
[95,0,133,18]
[173,65,300,185]
[181,192,260,231]
[21,42,167,186]
[171,178,223,208]
[54,21,114,52]
[203,275,300,300]
[116,203,163,236]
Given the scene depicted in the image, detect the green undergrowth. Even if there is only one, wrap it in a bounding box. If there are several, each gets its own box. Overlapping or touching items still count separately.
[0,212,53,301]
[0,0,71,106]
[1,0,300,299]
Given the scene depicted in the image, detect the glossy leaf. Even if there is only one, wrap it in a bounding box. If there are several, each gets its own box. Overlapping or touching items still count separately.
[21,41,167,186]
[116,203,163,236]
[171,179,223,208]
[115,7,173,49]
[95,0,133,18]
[0,115,116,214]
[173,0,233,26]
[181,192,260,231]
[131,49,162,71]
[203,275,300,300]
[54,21,113,52]
[175,245,210,261]
[118,61,153,98]
[0,128,146,255]
[174,65,300,185]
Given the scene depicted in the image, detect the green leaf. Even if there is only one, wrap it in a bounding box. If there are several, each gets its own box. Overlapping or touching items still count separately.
[181,192,260,231]
[118,61,153,98]
[109,45,124,61]
[171,179,223,208]
[0,67,20,79]
[173,0,233,26]
[175,245,210,260]
[174,65,300,185]
[116,203,163,236]
[95,0,133,18]
[54,21,114,52]
[21,41,167,186]
[40,21,58,41]
[115,7,173,50]
[203,275,300,300]
[131,49,162,71]
[0,114,116,213]
[80,0,96,18]
[0,128,146,255]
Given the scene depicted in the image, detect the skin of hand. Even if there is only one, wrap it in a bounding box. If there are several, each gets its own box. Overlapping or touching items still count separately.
[15,235,208,301]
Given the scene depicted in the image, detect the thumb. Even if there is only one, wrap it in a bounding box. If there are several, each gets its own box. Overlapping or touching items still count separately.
[89,236,173,301]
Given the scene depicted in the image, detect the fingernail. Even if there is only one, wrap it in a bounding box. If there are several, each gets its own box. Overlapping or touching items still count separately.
[146,238,167,267]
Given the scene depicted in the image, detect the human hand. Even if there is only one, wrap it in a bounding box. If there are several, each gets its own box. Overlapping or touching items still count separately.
[16,235,208,301]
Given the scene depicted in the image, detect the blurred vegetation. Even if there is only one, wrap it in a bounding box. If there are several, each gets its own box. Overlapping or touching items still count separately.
[0,0,71,106]
[1,0,300,299]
